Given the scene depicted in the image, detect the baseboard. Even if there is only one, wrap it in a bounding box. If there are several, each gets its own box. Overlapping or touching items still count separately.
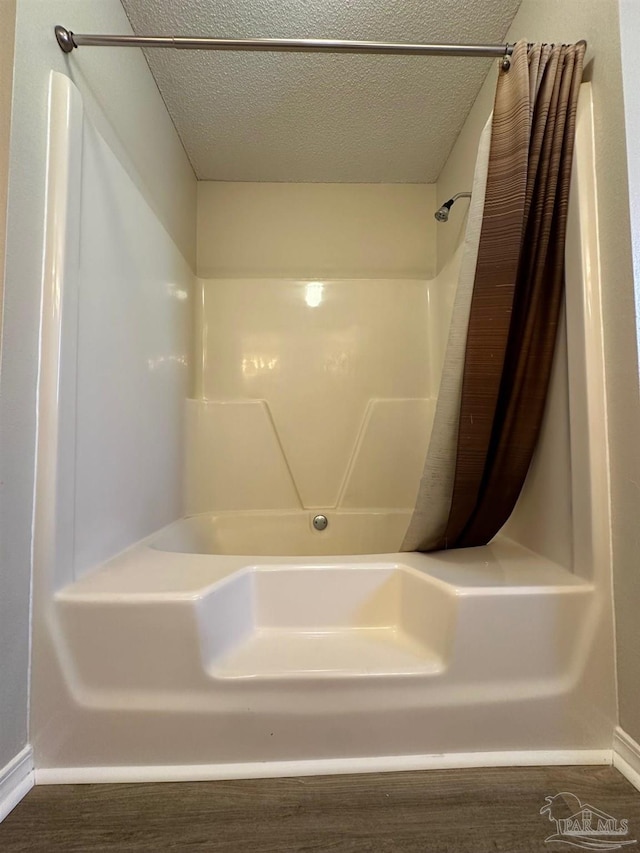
[613,727,640,793]
[0,746,34,823]
[35,748,612,785]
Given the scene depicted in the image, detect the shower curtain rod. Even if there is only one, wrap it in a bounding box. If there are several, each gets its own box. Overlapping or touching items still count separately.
[54,25,517,60]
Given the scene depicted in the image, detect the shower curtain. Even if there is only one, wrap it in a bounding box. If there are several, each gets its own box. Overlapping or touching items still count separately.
[402,39,586,552]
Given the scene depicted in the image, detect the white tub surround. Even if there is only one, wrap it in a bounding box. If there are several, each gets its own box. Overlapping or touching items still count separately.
[31,80,616,777]
[190,182,453,518]
[30,73,193,772]
[187,276,451,515]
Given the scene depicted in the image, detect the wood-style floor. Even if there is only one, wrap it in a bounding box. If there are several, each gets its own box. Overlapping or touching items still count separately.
[1,765,639,852]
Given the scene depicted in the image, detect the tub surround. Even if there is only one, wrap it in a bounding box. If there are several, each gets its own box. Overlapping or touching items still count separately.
[28,75,616,779]
[190,183,449,515]
[30,74,193,770]
[197,182,437,280]
[187,276,445,513]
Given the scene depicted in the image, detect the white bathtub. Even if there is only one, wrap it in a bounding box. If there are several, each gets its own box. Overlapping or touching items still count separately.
[151,510,412,556]
[30,79,617,781]
[52,529,602,763]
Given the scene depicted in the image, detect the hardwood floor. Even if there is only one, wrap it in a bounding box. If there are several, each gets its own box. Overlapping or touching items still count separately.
[1,765,639,852]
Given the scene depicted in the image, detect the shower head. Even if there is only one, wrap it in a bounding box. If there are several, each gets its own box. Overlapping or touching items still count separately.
[434,201,454,222]
[434,191,472,223]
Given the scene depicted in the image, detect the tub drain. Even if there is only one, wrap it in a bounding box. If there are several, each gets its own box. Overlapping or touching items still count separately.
[313,514,328,531]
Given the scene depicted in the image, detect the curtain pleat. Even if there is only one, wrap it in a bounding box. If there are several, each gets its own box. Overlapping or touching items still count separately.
[401,117,493,552]
[439,39,585,550]
[405,38,585,553]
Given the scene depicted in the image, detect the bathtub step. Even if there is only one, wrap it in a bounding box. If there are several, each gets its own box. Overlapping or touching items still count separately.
[54,540,593,693]
[210,627,443,679]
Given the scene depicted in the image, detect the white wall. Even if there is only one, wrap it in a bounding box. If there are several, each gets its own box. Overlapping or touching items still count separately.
[197,182,436,279]
[617,0,640,746]
[0,0,195,774]
[620,1,640,346]
[437,0,639,741]
[0,0,15,337]
[0,0,19,779]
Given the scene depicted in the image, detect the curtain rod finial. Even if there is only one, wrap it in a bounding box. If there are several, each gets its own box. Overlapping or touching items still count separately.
[55,25,76,53]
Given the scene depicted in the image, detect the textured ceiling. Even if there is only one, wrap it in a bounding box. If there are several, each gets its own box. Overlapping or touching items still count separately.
[120,0,522,182]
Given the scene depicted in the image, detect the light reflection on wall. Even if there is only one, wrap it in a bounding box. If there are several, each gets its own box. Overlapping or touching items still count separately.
[324,351,350,375]
[165,281,189,301]
[241,356,280,377]
[146,354,189,371]
[304,281,324,308]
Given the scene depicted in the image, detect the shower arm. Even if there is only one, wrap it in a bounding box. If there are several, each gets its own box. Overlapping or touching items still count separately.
[448,192,472,203]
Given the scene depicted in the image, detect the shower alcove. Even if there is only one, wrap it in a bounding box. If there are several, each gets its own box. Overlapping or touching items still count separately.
[31,72,616,780]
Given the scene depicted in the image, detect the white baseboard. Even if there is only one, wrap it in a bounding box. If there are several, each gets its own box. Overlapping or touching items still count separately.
[613,727,640,793]
[0,746,34,823]
[35,748,612,785]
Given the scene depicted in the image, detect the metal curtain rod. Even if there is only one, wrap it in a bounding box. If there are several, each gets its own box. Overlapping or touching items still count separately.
[54,25,516,60]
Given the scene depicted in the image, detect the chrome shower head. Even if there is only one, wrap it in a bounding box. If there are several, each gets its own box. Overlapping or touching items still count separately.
[434,201,454,222]
[434,191,472,223]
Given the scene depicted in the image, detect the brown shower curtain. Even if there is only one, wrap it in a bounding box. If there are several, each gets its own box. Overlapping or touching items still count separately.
[415,39,586,551]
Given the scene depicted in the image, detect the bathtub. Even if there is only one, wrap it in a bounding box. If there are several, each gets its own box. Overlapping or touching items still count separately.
[30,77,617,781]
[52,526,601,760]
[151,510,412,556]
